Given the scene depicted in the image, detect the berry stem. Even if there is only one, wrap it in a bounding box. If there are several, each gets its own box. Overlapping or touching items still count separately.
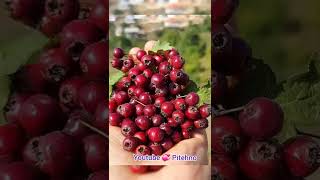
[176,95,187,98]
[295,128,320,140]
[133,99,146,106]
[213,106,244,117]
[80,120,108,139]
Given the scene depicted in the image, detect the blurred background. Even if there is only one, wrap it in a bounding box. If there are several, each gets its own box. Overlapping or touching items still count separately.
[108,0,211,85]
[235,0,320,81]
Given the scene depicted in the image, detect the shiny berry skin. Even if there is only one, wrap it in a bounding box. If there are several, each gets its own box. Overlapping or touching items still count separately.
[0,124,24,160]
[168,49,179,58]
[151,73,165,87]
[83,135,108,172]
[151,115,164,127]
[149,142,163,155]
[181,120,194,132]
[93,101,108,133]
[111,58,122,70]
[160,102,174,117]
[168,83,182,95]
[78,81,107,114]
[185,106,200,120]
[7,0,44,25]
[147,127,165,143]
[137,62,147,71]
[0,162,41,180]
[154,97,166,108]
[117,103,135,118]
[161,137,174,151]
[239,140,283,180]
[159,61,172,75]
[123,136,140,152]
[239,97,284,140]
[153,55,164,65]
[127,86,136,97]
[174,98,187,111]
[135,74,149,87]
[212,0,239,24]
[117,76,132,90]
[170,69,188,84]
[136,50,147,61]
[40,15,65,37]
[141,55,154,67]
[128,68,142,80]
[135,104,144,116]
[138,92,153,105]
[59,76,86,109]
[185,92,200,106]
[199,104,211,118]
[63,110,91,140]
[130,165,148,174]
[135,145,151,155]
[167,117,178,128]
[44,0,79,22]
[181,128,192,139]
[159,123,173,135]
[142,69,153,79]
[135,116,151,131]
[39,48,72,83]
[88,170,108,180]
[133,86,144,97]
[154,86,168,98]
[134,132,147,144]
[113,48,124,58]
[4,93,30,123]
[194,119,209,129]
[211,155,238,180]
[109,113,122,126]
[80,41,108,79]
[60,20,102,61]
[19,94,63,136]
[121,119,138,136]
[143,105,156,117]
[171,130,182,143]
[122,59,134,73]
[170,55,185,69]
[284,136,320,177]
[172,110,185,125]
[89,0,107,33]
[212,116,242,155]
[109,99,117,113]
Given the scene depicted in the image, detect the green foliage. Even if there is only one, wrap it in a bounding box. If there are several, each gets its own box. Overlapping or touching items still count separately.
[109,71,125,96]
[151,40,173,52]
[0,76,10,124]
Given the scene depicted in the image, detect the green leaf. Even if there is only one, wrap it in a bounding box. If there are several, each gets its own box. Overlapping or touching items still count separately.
[183,80,199,95]
[0,15,48,75]
[109,71,125,96]
[151,40,173,52]
[0,76,11,124]
[197,81,211,104]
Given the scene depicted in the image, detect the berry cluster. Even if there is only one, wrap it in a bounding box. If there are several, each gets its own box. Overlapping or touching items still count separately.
[110,47,210,164]
[212,1,320,180]
[1,0,108,179]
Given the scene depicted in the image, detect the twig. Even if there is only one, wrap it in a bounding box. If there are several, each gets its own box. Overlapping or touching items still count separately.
[80,120,108,139]
[213,106,245,117]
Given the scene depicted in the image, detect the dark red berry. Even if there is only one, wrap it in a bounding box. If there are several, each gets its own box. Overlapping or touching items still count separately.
[117,103,135,118]
[133,86,144,97]
[185,106,200,120]
[174,98,187,111]
[44,0,79,22]
[136,50,147,61]
[171,130,183,143]
[109,99,117,113]
[239,97,284,140]
[138,92,152,105]
[181,120,194,132]
[80,41,108,79]
[143,105,156,117]
[113,48,124,58]
[109,113,122,126]
[121,59,134,73]
[168,49,179,58]
[63,110,91,140]
[212,116,242,155]
[154,86,168,98]
[135,74,149,88]
[121,119,138,136]
[83,135,108,172]
[137,62,147,71]
[170,55,185,69]
[123,136,140,152]
[130,165,148,174]
[0,162,41,180]
[147,127,165,143]
[4,93,30,123]
[151,73,165,87]
[0,124,24,160]
[134,132,147,144]
[151,115,164,127]
[141,55,154,67]
[135,104,144,116]
[142,69,153,79]
[181,128,192,139]
[88,170,108,180]
[194,118,209,129]
[185,92,200,106]
[111,58,122,70]
[135,116,151,131]
[161,137,174,151]
[170,69,186,84]
[212,0,239,24]
[211,155,238,180]
[154,97,166,108]
[153,55,164,65]
[167,117,179,128]
[89,0,107,33]
[172,110,185,125]
[212,71,228,104]
[159,61,172,75]
[59,76,86,109]
[7,0,44,25]
[135,145,151,155]
[128,68,142,80]
[160,102,174,117]
[93,101,108,133]
[159,123,173,135]
[116,77,132,90]
[168,83,182,95]
[199,104,211,118]
[149,142,163,155]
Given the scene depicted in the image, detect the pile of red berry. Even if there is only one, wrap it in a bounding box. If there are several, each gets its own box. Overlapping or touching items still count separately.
[110,47,211,160]
[1,0,108,179]
[212,0,320,180]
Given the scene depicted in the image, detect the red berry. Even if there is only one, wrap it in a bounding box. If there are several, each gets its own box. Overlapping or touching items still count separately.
[117,103,135,118]
[114,91,129,105]
[116,76,132,90]
[44,0,79,22]
[143,105,156,117]
[123,137,140,152]
[111,58,123,70]
[0,162,41,180]
[89,0,107,33]
[130,165,148,174]
[83,135,108,172]
[93,101,108,133]
[238,140,283,180]
[149,142,163,155]
[142,68,153,79]
[59,76,86,109]
[135,116,151,131]
[284,136,320,177]
[141,55,154,67]
[138,92,153,105]
[63,110,91,140]
[159,123,173,135]
[159,61,172,75]
[109,113,122,126]
[181,128,192,139]
[170,69,187,84]
[4,93,30,123]
[212,155,238,180]
[7,0,43,25]
[199,104,211,118]
[0,124,24,160]
[121,59,134,73]
[212,71,228,104]
[167,117,179,128]
[80,41,108,79]
[171,130,183,143]
[212,0,239,24]
[78,81,107,114]
[109,99,117,113]
[168,83,182,95]
[239,97,284,140]
[194,118,209,129]
[185,92,200,106]
[160,102,174,117]
[88,170,108,180]
[135,104,144,116]
[153,55,164,65]
[128,68,142,80]
[135,74,149,87]
[136,50,147,61]
[172,110,185,125]
[113,48,124,58]
[151,73,165,87]
[121,119,138,136]
[154,97,166,108]
[154,86,168,98]
[181,120,194,132]
[174,98,187,111]
[134,132,147,144]
[151,115,164,127]
[136,62,147,71]
[185,106,200,120]
[212,116,242,155]
[170,55,185,69]
[160,137,174,151]
[147,127,165,143]
[135,145,151,155]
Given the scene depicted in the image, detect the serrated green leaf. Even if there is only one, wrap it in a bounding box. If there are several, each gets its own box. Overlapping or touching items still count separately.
[197,81,211,104]
[0,15,48,75]
[0,76,11,124]
[151,40,173,52]
[183,80,199,95]
[109,71,125,96]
